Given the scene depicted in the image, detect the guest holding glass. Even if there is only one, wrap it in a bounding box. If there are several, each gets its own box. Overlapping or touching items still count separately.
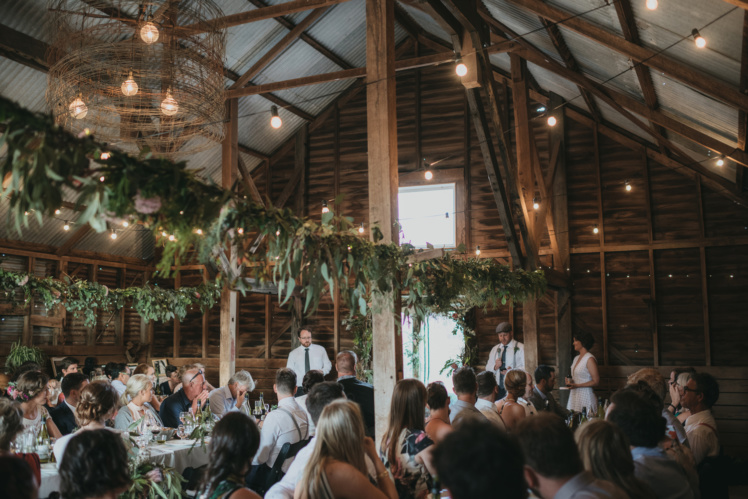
[159,365,210,429]
[16,370,62,439]
[566,331,600,413]
[114,374,163,430]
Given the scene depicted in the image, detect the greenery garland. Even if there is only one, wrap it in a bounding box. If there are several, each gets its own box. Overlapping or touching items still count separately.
[0,96,546,328]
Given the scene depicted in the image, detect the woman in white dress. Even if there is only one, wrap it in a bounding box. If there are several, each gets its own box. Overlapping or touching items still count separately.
[16,371,62,439]
[566,331,600,413]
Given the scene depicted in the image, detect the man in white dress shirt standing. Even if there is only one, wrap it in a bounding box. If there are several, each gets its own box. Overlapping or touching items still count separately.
[485,322,525,399]
[286,326,331,395]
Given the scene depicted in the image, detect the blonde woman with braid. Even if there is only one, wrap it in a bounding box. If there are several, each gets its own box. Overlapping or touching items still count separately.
[114,374,163,431]
[295,400,397,499]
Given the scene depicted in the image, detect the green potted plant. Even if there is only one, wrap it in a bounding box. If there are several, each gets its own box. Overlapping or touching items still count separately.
[4,341,46,375]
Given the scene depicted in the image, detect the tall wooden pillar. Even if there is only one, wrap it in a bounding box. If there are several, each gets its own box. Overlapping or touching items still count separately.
[366,0,399,440]
[220,98,239,386]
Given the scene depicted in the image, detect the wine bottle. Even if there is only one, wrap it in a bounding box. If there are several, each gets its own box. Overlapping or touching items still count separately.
[597,397,605,419]
[259,392,265,414]
[580,407,588,424]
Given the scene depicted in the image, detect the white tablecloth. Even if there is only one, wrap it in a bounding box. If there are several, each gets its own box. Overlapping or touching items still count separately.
[38,439,210,498]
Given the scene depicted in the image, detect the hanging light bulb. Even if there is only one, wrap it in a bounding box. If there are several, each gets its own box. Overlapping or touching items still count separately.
[140,21,159,44]
[237,228,244,235]
[68,93,88,119]
[692,29,706,49]
[593,224,599,234]
[63,221,70,231]
[547,116,557,127]
[322,200,329,214]
[533,197,540,210]
[121,71,138,97]
[425,169,433,180]
[54,209,61,215]
[646,0,658,10]
[195,228,203,235]
[270,105,282,129]
[475,245,481,256]
[455,54,468,77]
[358,222,365,234]
[716,155,725,167]
[161,230,168,237]
[110,229,118,240]
[100,152,111,160]
[168,234,176,241]
[122,220,129,228]
[161,88,179,116]
[276,230,281,236]
[625,180,632,192]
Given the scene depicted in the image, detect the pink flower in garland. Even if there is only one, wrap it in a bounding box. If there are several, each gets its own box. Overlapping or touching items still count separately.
[194,292,201,299]
[18,275,29,286]
[133,191,162,214]
[103,285,109,297]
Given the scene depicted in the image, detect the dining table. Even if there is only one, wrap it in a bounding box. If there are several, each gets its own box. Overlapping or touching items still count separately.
[38,437,210,498]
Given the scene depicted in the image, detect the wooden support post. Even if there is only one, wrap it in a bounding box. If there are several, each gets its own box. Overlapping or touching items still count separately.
[642,152,658,365]
[202,269,209,359]
[593,127,609,365]
[22,256,35,346]
[333,286,340,355]
[114,268,125,346]
[295,125,309,216]
[86,264,97,347]
[367,0,399,440]
[463,92,472,252]
[522,299,539,376]
[265,295,271,360]
[173,269,181,358]
[549,93,569,271]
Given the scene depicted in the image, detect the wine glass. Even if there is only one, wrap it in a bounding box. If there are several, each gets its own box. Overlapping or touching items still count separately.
[179,411,190,427]
[264,403,270,415]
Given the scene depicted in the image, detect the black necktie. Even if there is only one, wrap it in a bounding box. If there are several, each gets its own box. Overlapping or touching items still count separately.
[304,348,310,373]
[500,345,508,386]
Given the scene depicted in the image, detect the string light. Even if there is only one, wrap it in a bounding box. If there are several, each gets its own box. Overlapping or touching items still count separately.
[121,71,138,96]
[54,209,61,215]
[593,224,599,234]
[140,21,159,44]
[100,152,111,160]
[692,29,706,48]
[646,0,658,10]
[425,169,433,180]
[161,230,168,237]
[99,175,105,182]
[533,197,540,210]
[276,230,281,236]
[455,54,468,77]
[168,234,176,241]
[547,116,557,127]
[270,105,282,129]
[195,228,203,235]
[358,222,365,234]
[122,220,129,227]
[716,156,725,167]
[24,211,29,216]
[625,180,632,192]
[237,228,244,235]
[536,106,546,112]
[322,200,329,214]
[68,93,88,119]
[161,87,178,116]
[475,245,481,256]
[110,229,117,240]
[63,221,70,231]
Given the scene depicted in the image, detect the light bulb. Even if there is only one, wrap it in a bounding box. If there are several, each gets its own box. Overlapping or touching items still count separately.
[625,181,632,192]
[536,106,546,113]
[276,230,281,236]
[322,200,329,214]
[168,234,176,241]
[455,60,468,77]
[692,29,706,49]
[63,221,70,231]
[161,231,168,237]
[110,230,118,240]
[122,221,129,228]
[475,245,481,256]
[533,198,540,210]
[425,170,433,180]
[593,224,599,234]
[646,0,657,10]
[140,22,159,44]
[100,152,111,160]
[716,156,725,167]
[121,72,138,96]
[237,228,244,235]
[161,88,178,116]
[195,228,203,235]
[358,223,365,234]
[270,105,282,129]
[68,94,88,119]
[547,116,557,127]
[54,209,61,215]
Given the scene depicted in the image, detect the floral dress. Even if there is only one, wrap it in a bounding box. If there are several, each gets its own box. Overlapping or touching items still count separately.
[379,429,434,499]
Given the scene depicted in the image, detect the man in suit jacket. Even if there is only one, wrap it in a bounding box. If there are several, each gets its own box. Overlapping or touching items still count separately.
[50,372,89,435]
[485,322,525,398]
[335,350,375,437]
[528,365,569,419]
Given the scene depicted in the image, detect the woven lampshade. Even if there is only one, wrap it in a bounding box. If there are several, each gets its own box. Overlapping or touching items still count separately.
[46,0,226,159]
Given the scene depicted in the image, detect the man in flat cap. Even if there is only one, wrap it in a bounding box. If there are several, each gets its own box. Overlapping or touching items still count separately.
[485,322,525,399]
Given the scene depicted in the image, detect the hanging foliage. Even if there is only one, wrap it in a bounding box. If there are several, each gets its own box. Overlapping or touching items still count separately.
[0,96,546,327]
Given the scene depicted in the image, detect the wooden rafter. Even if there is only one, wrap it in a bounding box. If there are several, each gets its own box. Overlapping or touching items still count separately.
[739,10,748,151]
[393,3,455,53]
[505,0,748,112]
[238,144,270,161]
[0,24,48,72]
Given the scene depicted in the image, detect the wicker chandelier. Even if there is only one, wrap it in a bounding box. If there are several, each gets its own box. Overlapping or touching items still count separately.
[46,0,226,159]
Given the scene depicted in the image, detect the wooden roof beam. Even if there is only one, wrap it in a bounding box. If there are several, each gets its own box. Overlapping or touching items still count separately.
[739,10,748,151]
[393,3,453,54]
[0,24,49,72]
[504,0,748,112]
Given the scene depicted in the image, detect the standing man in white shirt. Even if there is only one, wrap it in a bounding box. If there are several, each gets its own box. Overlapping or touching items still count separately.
[208,370,255,418]
[286,326,332,395]
[682,372,721,466]
[485,322,525,398]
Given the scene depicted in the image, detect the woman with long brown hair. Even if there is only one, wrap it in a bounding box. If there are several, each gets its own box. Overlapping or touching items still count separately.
[379,379,434,499]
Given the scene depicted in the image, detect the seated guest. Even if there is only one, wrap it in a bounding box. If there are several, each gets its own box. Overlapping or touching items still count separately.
[628,368,689,447]
[11,361,41,382]
[516,413,627,499]
[114,374,163,430]
[529,365,569,419]
[53,381,123,463]
[296,370,324,435]
[16,371,62,439]
[518,371,538,416]
[50,372,89,435]
[209,370,256,419]
[59,429,131,499]
[106,363,131,396]
[46,378,63,407]
[434,419,525,499]
[425,382,453,443]
[495,369,528,431]
[380,378,435,498]
[475,371,506,430]
[336,350,375,437]
[131,363,153,377]
[0,456,39,499]
[159,364,210,429]
[160,364,179,396]
[606,390,694,499]
[199,412,263,499]
[667,368,696,423]
[250,368,308,488]
[0,398,41,486]
[58,356,80,379]
[295,400,397,499]
[449,366,486,426]
[681,373,720,466]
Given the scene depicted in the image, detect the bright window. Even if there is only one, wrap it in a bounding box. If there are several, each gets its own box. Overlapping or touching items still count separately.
[398,183,456,248]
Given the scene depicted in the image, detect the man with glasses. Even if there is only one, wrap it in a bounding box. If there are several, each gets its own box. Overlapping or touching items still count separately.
[681,373,721,466]
[159,364,210,428]
[286,326,331,396]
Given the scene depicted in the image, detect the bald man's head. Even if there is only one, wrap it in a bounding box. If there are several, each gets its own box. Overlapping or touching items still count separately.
[336,350,357,376]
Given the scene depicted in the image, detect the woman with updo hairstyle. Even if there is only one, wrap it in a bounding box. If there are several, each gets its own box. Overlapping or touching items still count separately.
[15,370,62,438]
[200,412,262,498]
[53,381,124,464]
[0,398,41,485]
[495,368,528,431]
[425,381,452,444]
[566,331,600,413]
[59,429,131,499]
[114,374,163,430]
